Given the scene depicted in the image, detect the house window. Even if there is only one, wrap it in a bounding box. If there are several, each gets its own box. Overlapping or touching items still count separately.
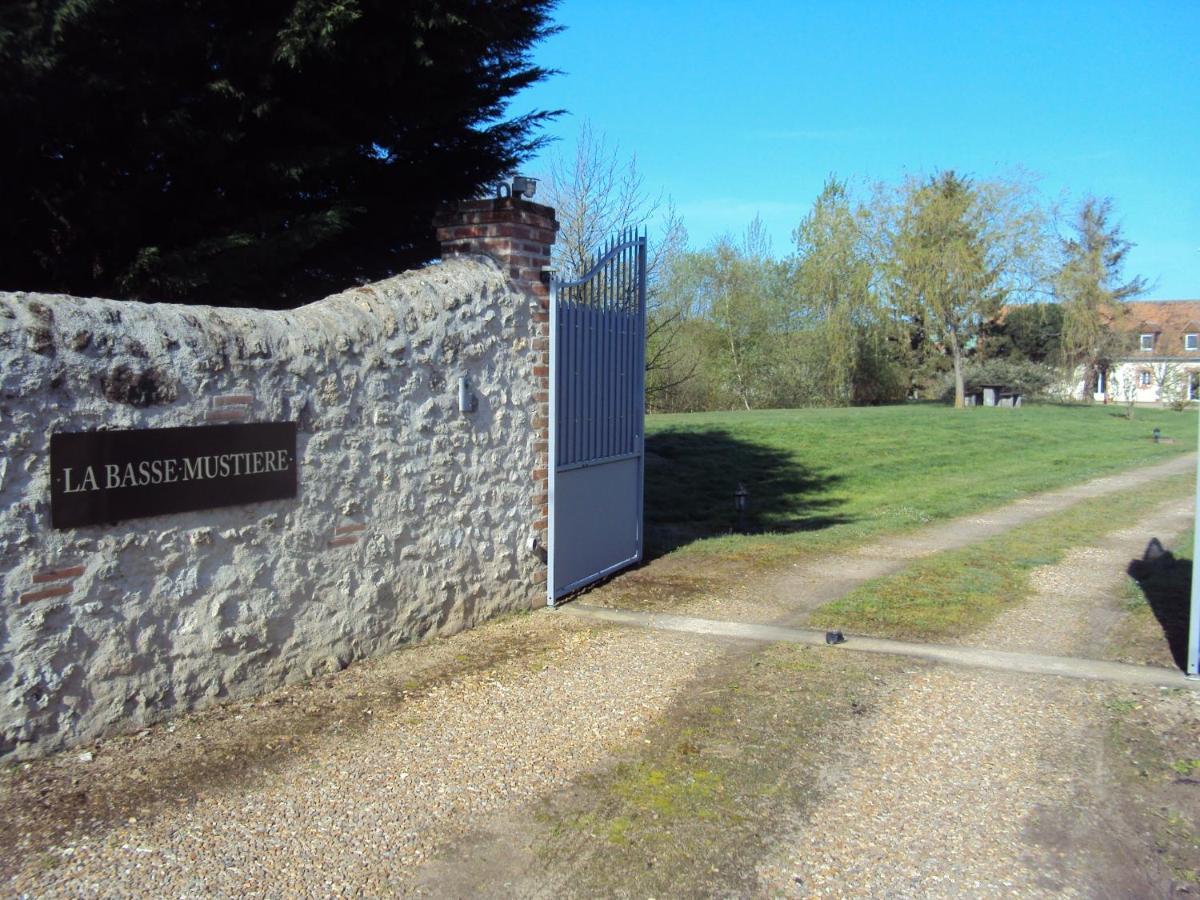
[1186,333,1198,351]
[1140,333,1155,351]
[1139,370,1152,387]
[1190,373,1200,401]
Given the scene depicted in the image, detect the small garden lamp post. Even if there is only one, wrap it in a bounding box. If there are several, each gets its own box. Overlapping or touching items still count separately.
[1153,427,1161,444]
[734,483,749,534]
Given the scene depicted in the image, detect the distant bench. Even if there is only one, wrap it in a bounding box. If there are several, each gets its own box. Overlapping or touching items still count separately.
[964,385,1023,408]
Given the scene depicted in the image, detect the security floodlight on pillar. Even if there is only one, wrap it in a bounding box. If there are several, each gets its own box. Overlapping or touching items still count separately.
[497,174,537,201]
[510,175,537,200]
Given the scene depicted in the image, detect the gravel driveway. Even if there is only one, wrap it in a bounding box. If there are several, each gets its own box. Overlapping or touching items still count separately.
[3,461,1196,897]
[6,619,723,896]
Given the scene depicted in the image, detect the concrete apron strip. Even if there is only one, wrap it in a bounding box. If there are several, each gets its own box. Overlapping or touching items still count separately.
[562,604,1200,691]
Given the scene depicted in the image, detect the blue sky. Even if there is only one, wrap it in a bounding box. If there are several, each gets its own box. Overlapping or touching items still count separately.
[518,0,1199,299]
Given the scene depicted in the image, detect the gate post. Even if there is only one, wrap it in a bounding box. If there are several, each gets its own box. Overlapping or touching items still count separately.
[434,196,559,608]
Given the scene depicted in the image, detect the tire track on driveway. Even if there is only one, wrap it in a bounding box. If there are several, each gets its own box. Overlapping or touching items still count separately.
[755,493,1197,897]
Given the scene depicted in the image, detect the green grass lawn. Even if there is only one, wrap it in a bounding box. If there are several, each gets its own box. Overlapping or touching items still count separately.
[645,402,1197,561]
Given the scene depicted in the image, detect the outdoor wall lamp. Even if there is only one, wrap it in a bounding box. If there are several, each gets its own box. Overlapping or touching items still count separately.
[458,376,477,414]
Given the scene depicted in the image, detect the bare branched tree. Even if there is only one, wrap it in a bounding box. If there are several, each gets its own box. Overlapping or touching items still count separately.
[539,122,693,402]
[643,200,699,403]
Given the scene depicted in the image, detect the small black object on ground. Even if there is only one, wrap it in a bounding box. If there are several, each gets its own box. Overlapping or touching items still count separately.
[825,630,846,645]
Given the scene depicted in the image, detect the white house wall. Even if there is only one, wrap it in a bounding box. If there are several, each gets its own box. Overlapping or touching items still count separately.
[1077,360,1200,404]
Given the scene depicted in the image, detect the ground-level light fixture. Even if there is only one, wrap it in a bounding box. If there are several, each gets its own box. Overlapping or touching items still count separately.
[1153,427,1162,443]
[734,482,749,533]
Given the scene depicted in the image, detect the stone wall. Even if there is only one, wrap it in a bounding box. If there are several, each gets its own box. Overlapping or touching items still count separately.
[0,210,554,758]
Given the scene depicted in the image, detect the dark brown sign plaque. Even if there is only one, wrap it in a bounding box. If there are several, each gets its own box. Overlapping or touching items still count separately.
[50,422,297,529]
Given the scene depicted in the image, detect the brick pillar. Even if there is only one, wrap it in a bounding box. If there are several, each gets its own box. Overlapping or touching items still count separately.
[435,197,557,609]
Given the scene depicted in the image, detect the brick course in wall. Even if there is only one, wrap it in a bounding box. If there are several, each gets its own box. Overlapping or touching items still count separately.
[435,197,558,608]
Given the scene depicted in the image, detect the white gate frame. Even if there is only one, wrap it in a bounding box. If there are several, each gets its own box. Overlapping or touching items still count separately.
[1189,411,1200,677]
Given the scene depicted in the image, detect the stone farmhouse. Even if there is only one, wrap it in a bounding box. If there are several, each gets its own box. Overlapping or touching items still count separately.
[1085,300,1200,405]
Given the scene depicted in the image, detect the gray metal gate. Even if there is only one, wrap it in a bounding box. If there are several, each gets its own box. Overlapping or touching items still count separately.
[547,229,646,604]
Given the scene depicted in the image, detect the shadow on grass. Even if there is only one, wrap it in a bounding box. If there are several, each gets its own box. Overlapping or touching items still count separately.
[1127,539,1191,670]
[643,428,848,560]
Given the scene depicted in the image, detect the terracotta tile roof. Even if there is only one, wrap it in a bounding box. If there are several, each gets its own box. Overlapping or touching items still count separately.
[1114,300,1200,359]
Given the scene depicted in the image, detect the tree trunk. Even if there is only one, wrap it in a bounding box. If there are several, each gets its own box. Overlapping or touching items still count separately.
[726,330,752,411]
[1081,361,1097,403]
[947,329,965,409]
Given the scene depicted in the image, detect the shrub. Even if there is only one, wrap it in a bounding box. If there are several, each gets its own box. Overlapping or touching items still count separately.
[940,358,1057,402]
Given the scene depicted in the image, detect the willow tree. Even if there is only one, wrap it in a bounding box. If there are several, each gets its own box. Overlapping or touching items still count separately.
[791,177,878,405]
[684,218,783,410]
[1055,197,1146,399]
[883,171,1044,408]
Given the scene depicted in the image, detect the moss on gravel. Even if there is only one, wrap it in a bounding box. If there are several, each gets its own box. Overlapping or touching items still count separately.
[1103,687,1200,887]
[531,643,916,897]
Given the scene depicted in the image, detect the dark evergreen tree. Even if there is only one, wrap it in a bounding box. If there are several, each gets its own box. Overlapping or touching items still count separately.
[980,303,1063,364]
[1,0,560,307]
[1056,196,1146,397]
